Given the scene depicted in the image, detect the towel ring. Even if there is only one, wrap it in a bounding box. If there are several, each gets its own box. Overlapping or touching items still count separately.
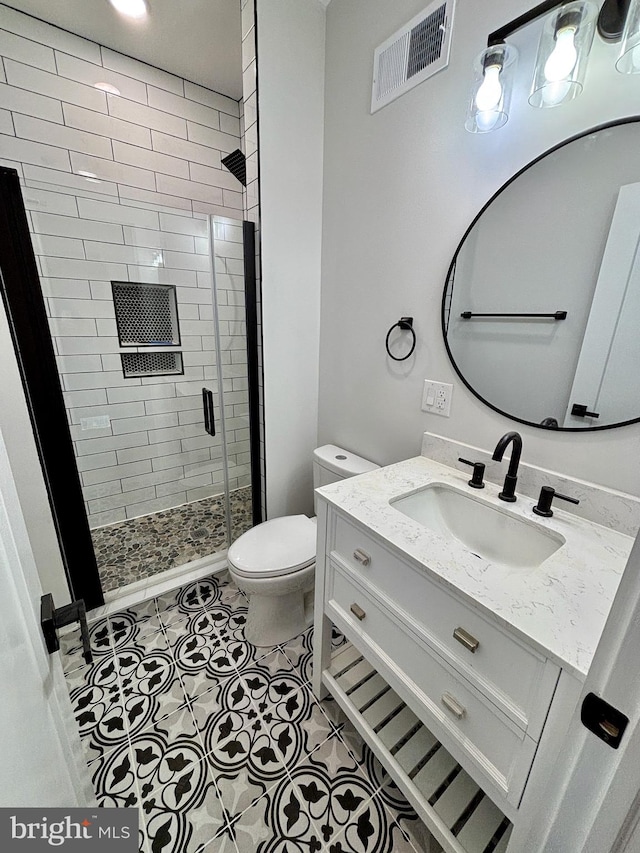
[385,317,416,361]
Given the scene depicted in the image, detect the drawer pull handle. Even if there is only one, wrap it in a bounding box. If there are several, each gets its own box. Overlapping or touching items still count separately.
[353,549,371,566]
[453,627,480,653]
[441,692,466,719]
[350,603,366,621]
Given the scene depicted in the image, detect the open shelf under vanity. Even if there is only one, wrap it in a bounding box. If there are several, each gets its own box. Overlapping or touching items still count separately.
[324,643,513,853]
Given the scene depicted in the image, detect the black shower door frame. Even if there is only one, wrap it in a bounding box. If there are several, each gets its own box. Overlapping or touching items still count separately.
[0,166,104,610]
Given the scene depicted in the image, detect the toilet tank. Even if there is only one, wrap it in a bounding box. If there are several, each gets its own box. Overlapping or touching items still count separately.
[312,445,379,511]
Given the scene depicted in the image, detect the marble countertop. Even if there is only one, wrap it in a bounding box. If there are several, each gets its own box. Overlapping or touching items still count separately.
[316,455,634,679]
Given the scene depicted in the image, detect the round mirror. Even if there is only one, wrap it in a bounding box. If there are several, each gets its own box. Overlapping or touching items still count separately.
[443,119,640,431]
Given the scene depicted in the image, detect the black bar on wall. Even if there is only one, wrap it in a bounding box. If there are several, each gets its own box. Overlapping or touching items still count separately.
[460,311,567,320]
[242,221,263,526]
[0,167,104,610]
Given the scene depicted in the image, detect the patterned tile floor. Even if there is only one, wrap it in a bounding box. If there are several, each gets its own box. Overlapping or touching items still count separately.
[62,571,437,853]
[91,487,253,593]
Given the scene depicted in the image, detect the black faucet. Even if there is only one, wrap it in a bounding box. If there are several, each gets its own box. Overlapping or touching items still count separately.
[492,431,522,502]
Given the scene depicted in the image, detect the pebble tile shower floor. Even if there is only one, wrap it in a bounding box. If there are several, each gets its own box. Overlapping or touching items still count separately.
[62,571,435,853]
[91,488,253,592]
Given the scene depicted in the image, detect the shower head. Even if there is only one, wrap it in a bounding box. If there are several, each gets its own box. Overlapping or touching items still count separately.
[221,149,247,186]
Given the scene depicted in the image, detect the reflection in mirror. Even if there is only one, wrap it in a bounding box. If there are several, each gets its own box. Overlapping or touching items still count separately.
[443,120,640,430]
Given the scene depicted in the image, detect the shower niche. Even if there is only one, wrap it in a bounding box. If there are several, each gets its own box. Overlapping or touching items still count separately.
[112,281,184,378]
[120,351,184,379]
[112,281,180,347]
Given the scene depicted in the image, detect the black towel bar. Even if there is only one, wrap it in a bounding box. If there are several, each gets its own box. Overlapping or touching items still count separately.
[460,311,567,320]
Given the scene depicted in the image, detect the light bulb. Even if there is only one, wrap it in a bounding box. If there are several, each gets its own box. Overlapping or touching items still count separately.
[474,64,503,112]
[544,26,578,82]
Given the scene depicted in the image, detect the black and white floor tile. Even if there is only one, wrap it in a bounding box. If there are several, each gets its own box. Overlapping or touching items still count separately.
[62,571,437,853]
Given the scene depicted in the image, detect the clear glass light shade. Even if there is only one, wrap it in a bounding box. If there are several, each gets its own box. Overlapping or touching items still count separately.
[529,1,596,108]
[465,45,518,134]
[616,0,640,73]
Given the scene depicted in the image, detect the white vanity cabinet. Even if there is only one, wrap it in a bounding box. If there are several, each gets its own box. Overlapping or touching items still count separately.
[312,502,581,853]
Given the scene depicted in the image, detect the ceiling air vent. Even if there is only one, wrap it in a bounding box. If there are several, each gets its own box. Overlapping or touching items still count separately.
[371,0,455,113]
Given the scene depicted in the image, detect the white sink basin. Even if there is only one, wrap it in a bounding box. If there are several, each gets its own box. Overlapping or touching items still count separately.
[390,483,565,569]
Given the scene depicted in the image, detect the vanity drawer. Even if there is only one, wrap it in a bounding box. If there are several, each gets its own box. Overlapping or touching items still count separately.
[330,513,559,736]
[327,563,537,805]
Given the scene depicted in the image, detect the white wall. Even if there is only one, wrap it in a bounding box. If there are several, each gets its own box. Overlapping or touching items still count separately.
[319,0,640,497]
[256,0,326,517]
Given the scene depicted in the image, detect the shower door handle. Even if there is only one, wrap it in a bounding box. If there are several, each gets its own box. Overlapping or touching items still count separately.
[207,390,215,436]
[202,388,216,436]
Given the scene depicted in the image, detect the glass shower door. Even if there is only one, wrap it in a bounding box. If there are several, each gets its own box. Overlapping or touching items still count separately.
[209,214,254,543]
[23,178,253,593]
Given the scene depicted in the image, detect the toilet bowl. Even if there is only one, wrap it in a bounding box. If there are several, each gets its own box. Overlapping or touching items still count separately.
[228,514,316,646]
[227,445,378,646]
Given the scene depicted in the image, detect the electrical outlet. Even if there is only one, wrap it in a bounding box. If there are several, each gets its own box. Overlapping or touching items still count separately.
[421,380,453,417]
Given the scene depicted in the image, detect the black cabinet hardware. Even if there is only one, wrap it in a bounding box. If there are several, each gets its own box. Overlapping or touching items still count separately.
[571,403,600,419]
[460,311,567,320]
[533,485,580,517]
[41,593,92,664]
[458,457,486,489]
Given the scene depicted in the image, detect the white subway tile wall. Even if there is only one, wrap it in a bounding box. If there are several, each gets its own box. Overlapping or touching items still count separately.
[0,5,252,527]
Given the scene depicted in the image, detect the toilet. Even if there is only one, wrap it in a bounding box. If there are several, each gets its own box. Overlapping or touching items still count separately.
[227,445,379,646]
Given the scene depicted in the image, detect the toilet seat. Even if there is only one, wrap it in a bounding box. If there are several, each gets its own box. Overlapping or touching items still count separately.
[228,514,317,579]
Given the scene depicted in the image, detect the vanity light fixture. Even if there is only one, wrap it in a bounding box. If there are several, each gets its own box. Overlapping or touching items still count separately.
[466,44,518,133]
[466,0,637,131]
[108,0,148,20]
[529,1,596,107]
[615,0,640,71]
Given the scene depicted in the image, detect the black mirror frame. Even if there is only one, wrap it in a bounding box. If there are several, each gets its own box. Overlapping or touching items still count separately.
[441,116,640,433]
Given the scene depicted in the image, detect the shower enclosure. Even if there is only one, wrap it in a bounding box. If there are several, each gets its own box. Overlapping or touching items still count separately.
[2,166,259,599]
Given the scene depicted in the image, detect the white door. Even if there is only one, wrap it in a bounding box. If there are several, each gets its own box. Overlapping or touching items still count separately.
[0,425,94,807]
[564,182,640,427]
